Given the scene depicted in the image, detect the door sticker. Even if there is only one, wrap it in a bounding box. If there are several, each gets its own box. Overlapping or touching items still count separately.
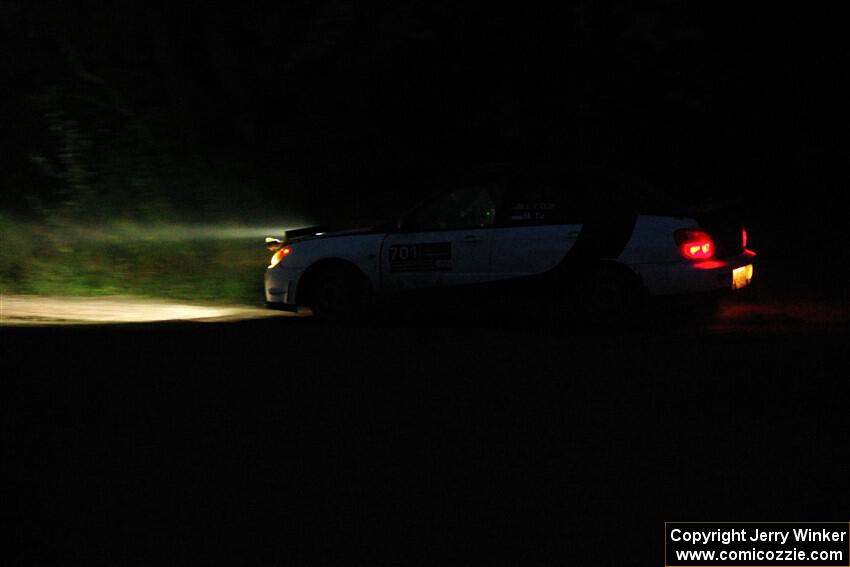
[388,243,452,272]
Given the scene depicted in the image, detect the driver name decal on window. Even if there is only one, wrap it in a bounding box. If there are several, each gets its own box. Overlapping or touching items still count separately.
[388,243,452,273]
[511,202,557,222]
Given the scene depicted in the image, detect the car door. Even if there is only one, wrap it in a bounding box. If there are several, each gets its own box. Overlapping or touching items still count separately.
[380,183,505,290]
[490,180,582,279]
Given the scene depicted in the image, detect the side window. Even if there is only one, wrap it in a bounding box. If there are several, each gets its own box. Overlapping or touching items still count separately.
[505,183,571,226]
[403,184,505,231]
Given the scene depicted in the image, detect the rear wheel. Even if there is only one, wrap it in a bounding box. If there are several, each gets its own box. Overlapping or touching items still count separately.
[565,262,647,325]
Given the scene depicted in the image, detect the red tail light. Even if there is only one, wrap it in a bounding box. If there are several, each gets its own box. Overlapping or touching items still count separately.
[674,229,716,260]
[741,226,757,256]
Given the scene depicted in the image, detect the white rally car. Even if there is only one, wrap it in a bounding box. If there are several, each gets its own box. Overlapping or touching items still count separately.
[265,179,756,319]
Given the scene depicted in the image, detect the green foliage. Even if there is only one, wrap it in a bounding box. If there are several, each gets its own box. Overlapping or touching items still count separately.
[0,32,297,305]
[0,216,269,305]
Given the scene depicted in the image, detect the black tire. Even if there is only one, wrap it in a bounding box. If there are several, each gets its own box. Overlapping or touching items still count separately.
[304,265,370,321]
[565,262,647,325]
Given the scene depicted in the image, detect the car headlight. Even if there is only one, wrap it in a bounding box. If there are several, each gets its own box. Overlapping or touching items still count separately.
[268,246,291,269]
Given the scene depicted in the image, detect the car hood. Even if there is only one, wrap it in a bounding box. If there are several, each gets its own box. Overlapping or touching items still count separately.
[284,225,380,243]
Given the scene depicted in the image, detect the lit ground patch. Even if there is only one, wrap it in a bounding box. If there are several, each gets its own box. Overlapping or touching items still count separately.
[710,294,850,334]
[0,295,307,325]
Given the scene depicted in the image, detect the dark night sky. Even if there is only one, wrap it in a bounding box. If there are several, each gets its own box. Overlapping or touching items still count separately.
[2,2,849,263]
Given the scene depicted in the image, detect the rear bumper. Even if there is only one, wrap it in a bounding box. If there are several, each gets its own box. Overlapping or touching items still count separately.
[633,253,756,296]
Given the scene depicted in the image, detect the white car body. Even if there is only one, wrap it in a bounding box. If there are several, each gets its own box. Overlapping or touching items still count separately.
[265,183,755,314]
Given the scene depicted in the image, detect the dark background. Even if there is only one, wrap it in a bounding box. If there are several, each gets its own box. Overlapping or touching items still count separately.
[3,2,849,264]
[3,4,850,565]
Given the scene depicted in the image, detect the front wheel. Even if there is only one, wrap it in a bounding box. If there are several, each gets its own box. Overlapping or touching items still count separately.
[304,265,370,321]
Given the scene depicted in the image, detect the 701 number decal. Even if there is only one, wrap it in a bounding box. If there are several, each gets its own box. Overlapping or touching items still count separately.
[387,242,452,272]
